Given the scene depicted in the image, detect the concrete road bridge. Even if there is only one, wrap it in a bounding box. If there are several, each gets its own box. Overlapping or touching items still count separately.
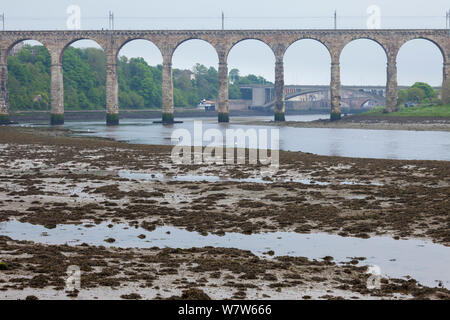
[0,29,448,124]
[240,84,389,111]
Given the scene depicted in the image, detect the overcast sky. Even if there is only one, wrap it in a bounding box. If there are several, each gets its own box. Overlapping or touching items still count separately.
[3,0,449,86]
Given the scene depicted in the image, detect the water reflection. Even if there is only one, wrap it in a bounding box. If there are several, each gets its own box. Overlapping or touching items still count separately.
[58,115,450,161]
[1,219,448,289]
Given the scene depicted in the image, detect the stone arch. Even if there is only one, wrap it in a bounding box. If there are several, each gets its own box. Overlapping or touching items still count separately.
[339,37,388,62]
[284,38,332,86]
[339,38,388,86]
[115,38,163,62]
[172,37,219,61]
[285,37,332,61]
[59,38,105,64]
[4,38,52,65]
[115,39,164,111]
[4,39,52,112]
[397,37,447,64]
[60,38,107,113]
[396,37,445,88]
[226,38,275,61]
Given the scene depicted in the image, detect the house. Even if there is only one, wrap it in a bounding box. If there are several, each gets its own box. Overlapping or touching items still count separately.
[198,99,216,111]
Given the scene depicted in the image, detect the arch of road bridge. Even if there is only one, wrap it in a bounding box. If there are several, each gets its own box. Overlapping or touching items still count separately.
[0,39,52,124]
[356,98,381,110]
[284,88,384,110]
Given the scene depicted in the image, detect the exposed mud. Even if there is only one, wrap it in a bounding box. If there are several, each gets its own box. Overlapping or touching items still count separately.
[0,126,449,300]
[0,236,448,300]
[0,126,448,244]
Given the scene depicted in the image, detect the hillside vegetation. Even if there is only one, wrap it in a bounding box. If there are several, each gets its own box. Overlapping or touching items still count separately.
[7,45,270,111]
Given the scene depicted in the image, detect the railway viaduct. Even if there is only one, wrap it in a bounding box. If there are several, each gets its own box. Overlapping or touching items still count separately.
[0,29,448,124]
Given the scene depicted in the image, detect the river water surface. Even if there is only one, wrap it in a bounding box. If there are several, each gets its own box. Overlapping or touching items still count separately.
[59,115,450,161]
[14,114,449,291]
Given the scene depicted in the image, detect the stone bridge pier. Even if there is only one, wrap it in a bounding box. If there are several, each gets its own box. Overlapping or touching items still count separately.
[330,56,342,120]
[218,59,230,122]
[274,56,285,121]
[0,29,448,125]
[106,62,119,126]
[50,63,64,125]
[0,62,8,124]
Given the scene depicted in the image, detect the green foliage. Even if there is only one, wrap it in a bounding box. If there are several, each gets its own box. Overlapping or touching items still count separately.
[106,113,119,126]
[411,82,436,100]
[407,87,425,102]
[218,112,229,123]
[50,114,64,125]
[397,89,408,106]
[8,45,271,111]
[397,82,440,107]
[365,104,450,117]
[0,114,10,124]
[118,56,162,109]
[228,70,272,99]
[162,113,174,123]
[7,45,51,111]
[330,112,342,121]
[274,112,285,122]
[62,47,106,109]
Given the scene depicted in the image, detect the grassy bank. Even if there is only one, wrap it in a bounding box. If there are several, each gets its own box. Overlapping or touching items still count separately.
[364,104,450,117]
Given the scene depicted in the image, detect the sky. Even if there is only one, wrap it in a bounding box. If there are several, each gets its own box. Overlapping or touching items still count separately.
[3,0,449,86]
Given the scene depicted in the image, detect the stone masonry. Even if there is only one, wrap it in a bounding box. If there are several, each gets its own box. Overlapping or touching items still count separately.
[0,29,448,124]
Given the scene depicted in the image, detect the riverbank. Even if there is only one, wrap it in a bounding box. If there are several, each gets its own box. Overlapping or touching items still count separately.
[0,126,449,300]
[363,105,450,118]
[245,114,450,131]
[8,109,328,123]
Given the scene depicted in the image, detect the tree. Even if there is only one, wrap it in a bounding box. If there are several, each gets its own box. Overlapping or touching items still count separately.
[407,87,425,102]
[8,45,271,111]
[411,82,435,100]
[229,68,240,84]
[397,89,408,106]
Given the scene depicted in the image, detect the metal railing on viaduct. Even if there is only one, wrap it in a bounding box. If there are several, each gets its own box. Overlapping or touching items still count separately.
[0,29,448,124]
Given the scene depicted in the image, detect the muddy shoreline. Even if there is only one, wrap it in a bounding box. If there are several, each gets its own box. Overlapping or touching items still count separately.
[244,115,450,131]
[9,109,327,123]
[0,126,449,300]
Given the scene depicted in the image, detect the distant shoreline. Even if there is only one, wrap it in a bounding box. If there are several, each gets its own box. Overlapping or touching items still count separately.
[243,114,450,131]
[8,109,329,123]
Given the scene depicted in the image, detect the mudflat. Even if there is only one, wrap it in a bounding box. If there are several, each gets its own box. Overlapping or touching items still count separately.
[0,126,449,300]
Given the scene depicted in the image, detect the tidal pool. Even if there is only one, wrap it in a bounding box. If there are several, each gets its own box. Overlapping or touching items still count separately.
[1,220,448,289]
[118,171,384,186]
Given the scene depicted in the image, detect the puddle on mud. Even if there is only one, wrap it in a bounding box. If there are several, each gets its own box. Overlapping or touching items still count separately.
[0,220,448,289]
[118,171,384,186]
